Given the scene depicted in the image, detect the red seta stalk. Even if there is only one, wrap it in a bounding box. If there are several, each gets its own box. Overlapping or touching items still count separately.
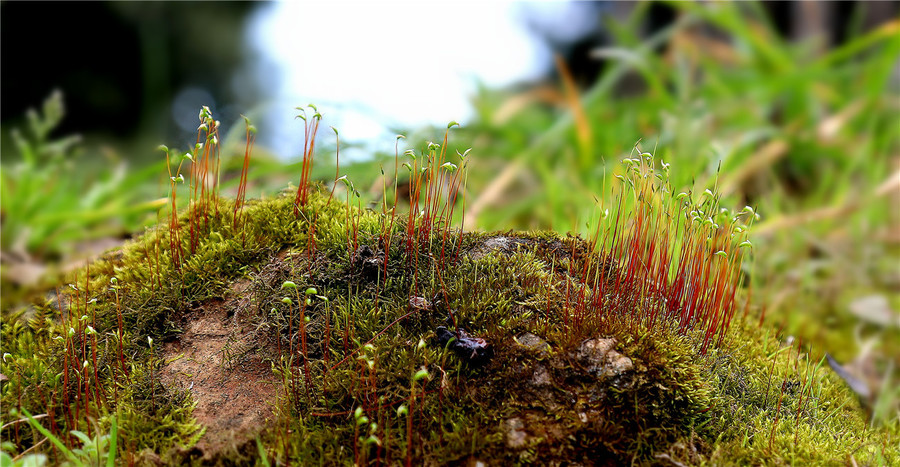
[294,106,321,216]
[233,115,256,233]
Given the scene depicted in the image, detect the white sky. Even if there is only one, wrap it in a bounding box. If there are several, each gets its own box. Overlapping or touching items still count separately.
[245,1,553,159]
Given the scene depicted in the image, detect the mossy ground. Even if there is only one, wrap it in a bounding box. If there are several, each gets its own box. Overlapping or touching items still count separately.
[2,186,896,465]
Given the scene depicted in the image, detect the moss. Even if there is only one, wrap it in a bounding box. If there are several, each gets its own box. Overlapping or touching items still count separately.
[2,179,895,465]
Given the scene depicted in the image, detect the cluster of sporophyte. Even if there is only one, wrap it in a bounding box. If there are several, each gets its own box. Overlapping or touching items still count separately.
[1,106,895,465]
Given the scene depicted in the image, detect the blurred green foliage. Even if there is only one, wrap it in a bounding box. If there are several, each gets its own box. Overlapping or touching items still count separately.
[0,91,166,260]
[0,91,166,310]
[448,2,899,232]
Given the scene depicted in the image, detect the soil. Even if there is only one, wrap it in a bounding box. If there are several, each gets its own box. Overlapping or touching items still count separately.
[158,280,278,459]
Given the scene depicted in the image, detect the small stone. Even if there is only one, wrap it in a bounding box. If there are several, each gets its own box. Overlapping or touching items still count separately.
[483,237,513,250]
[408,296,432,310]
[606,352,634,376]
[515,332,551,355]
[531,364,551,387]
[467,236,527,260]
[504,417,527,448]
[576,337,633,377]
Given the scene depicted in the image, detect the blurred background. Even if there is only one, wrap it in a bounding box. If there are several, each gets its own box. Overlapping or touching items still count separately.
[1,1,898,424]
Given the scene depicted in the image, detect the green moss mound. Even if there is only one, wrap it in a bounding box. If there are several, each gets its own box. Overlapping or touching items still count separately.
[2,184,895,466]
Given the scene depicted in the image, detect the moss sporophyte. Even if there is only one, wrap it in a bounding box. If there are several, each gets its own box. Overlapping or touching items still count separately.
[0,107,893,466]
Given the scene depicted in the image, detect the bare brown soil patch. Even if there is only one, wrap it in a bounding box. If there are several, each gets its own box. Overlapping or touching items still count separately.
[159,280,278,458]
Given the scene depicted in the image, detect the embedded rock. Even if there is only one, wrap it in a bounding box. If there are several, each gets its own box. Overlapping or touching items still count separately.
[575,337,633,377]
[504,418,528,449]
[515,332,551,356]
